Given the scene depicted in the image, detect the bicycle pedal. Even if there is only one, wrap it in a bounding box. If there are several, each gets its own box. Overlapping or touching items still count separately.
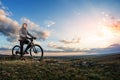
[34,51,37,53]
[16,51,20,54]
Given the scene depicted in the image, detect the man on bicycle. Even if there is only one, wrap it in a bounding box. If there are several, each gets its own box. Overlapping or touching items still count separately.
[19,23,36,58]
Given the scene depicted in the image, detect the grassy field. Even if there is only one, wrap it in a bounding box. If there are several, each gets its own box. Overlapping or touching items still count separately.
[0,53,120,80]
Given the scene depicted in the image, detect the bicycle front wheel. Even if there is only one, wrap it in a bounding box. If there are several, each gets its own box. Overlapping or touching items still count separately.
[30,44,43,60]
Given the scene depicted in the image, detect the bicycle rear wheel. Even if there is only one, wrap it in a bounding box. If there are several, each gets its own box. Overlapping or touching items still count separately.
[30,44,43,60]
[12,45,21,56]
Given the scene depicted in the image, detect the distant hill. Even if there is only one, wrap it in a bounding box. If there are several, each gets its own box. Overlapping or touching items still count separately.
[0,48,9,50]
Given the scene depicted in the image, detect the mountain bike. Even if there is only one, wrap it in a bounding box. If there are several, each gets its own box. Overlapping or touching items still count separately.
[12,38,43,60]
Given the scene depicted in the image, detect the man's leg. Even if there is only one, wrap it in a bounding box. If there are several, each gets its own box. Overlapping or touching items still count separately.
[24,40,31,53]
[20,41,24,57]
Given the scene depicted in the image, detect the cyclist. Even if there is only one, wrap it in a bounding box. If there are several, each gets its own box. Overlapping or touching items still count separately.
[19,23,36,58]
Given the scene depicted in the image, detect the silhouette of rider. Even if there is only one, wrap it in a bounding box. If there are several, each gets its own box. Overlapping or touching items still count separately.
[19,23,36,58]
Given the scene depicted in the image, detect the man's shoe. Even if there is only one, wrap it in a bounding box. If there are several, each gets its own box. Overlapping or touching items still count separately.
[24,51,29,54]
[20,57,25,60]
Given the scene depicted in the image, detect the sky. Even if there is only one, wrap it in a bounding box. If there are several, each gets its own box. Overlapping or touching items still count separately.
[0,0,120,54]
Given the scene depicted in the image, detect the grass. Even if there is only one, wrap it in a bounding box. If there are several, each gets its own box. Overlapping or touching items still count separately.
[0,53,120,80]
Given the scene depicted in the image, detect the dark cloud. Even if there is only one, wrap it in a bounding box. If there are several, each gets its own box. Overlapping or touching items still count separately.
[0,9,50,42]
[0,1,50,43]
[0,9,19,42]
[89,44,120,53]
[104,44,120,53]
[0,47,9,50]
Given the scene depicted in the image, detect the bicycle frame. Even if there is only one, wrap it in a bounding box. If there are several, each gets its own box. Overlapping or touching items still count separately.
[19,38,35,54]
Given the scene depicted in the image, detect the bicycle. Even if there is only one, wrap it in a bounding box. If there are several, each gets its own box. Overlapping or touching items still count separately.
[12,38,43,60]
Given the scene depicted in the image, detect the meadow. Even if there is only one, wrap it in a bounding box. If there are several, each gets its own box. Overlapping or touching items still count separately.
[0,53,120,80]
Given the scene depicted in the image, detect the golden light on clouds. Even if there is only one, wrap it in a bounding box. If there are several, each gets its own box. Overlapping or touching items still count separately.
[57,12,120,51]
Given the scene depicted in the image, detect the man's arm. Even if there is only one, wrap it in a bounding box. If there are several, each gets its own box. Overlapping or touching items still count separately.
[27,30,33,38]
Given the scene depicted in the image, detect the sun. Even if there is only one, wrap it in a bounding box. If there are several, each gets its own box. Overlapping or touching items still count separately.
[79,24,115,49]
[93,25,115,47]
[99,25,113,37]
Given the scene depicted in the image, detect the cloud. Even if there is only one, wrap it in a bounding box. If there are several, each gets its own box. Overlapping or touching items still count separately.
[48,37,81,51]
[44,20,56,27]
[0,1,50,43]
[0,9,6,15]
[102,13,120,33]
[0,9,20,42]
[104,44,120,52]
[87,43,120,53]
[59,38,80,44]
[48,41,120,53]
[0,1,7,10]
[0,13,50,42]
[48,42,58,48]
[48,42,78,51]
[0,1,12,16]
[21,18,50,40]
[109,20,120,32]
[48,38,81,51]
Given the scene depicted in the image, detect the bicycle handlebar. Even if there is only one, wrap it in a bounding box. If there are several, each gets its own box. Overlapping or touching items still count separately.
[27,37,36,41]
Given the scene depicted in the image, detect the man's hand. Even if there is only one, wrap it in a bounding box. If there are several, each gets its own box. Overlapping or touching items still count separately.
[33,37,36,39]
[26,36,29,39]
